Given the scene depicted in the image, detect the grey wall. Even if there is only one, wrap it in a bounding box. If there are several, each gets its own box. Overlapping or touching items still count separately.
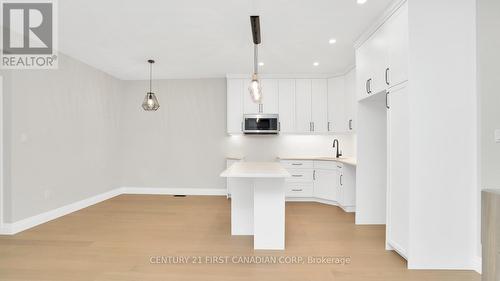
[119,79,228,189]
[1,53,122,222]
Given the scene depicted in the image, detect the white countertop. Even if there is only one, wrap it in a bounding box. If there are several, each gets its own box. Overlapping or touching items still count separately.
[278,156,357,166]
[220,162,291,178]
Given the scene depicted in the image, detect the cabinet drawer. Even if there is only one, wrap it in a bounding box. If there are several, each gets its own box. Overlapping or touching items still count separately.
[286,183,313,197]
[286,169,313,182]
[280,160,314,169]
[314,161,343,170]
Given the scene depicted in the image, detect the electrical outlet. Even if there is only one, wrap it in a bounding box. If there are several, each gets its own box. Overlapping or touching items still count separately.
[495,129,500,143]
[20,133,28,143]
[44,189,52,199]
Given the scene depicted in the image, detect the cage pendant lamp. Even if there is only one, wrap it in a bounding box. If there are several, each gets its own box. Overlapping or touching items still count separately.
[142,59,160,111]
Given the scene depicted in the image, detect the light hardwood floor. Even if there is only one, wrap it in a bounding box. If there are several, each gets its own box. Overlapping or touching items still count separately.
[0,195,480,281]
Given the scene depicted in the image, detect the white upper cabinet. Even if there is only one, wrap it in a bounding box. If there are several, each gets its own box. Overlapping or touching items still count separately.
[367,24,389,95]
[355,1,408,101]
[278,79,295,133]
[226,75,352,134]
[227,79,243,134]
[356,42,372,101]
[311,79,328,133]
[328,69,357,133]
[327,76,347,133]
[386,2,408,87]
[260,79,279,114]
[295,79,313,133]
[344,68,357,132]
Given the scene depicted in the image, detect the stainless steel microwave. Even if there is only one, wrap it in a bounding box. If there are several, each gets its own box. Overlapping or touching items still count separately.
[243,114,279,134]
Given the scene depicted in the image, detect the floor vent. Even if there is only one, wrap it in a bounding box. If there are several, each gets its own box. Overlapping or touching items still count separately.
[173,195,187,197]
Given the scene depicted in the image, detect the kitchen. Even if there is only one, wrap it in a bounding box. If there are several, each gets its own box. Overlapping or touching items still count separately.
[0,0,496,280]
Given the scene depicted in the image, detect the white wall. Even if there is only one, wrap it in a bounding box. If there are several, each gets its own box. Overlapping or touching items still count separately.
[477,0,500,266]
[0,53,122,222]
[407,0,478,269]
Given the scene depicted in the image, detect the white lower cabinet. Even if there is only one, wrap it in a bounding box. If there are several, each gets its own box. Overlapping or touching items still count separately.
[280,160,356,212]
[313,168,340,202]
[285,182,313,197]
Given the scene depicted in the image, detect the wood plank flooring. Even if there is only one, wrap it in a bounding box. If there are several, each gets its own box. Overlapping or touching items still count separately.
[0,195,480,281]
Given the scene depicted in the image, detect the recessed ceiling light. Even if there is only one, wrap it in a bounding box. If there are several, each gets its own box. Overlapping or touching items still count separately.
[313,62,319,66]
[258,62,264,66]
[357,0,367,4]
[329,38,337,44]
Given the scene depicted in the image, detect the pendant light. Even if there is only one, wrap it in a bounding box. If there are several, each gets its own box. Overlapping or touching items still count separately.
[249,16,262,105]
[142,59,160,111]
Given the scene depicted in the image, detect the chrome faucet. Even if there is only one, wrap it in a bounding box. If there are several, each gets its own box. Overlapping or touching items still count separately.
[332,139,342,158]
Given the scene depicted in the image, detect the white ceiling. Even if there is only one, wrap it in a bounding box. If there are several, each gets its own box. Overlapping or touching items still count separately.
[59,0,393,80]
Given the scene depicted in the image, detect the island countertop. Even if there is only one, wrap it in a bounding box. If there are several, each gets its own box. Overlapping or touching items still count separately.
[220,162,291,178]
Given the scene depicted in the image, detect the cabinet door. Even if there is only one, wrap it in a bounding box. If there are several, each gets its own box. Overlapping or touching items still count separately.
[386,2,408,87]
[227,79,243,134]
[344,68,357,132]
[295,79,312,133]
[243,79,260,114]
[355,43,371,101]
[338,165,356,209]
[327,77,346,133]
[311,79,328,133]
[278,79,295,133]
[260,79,279,113]
[368,24,389,95]
[314,169,340,202]
[387,83,409,257]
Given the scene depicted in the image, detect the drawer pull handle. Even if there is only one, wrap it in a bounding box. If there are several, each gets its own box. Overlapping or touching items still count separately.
[291,189,303,192]
[291,163,303,166]
[337,166,342,169]
[292,175,303,177]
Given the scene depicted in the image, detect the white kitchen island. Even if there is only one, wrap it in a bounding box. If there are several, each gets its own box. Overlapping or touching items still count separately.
[220,162,290,250]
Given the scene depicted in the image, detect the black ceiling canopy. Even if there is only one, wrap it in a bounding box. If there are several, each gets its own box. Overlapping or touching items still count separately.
[250,16,261,45]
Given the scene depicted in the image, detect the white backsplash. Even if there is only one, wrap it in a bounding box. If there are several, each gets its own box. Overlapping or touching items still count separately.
[226,134,356,161]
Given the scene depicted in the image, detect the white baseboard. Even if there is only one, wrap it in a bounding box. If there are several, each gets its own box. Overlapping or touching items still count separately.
[387,239,408,260]
[122,187,226,196]
[285,197,356,212]
[0,187,227,235]
[472,255,482,274]
[0,188,122,235]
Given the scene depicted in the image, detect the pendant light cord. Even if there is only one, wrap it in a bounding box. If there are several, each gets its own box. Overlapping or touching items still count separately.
[149,62,152,93]
[253,44,258,75]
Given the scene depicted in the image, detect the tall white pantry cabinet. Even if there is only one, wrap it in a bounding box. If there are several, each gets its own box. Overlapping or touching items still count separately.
[356,1,409,259]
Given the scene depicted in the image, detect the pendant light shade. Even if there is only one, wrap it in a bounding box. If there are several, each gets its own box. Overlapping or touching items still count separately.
[249,16,262,104]
[249,74,262,103]
[142,59,160,111]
